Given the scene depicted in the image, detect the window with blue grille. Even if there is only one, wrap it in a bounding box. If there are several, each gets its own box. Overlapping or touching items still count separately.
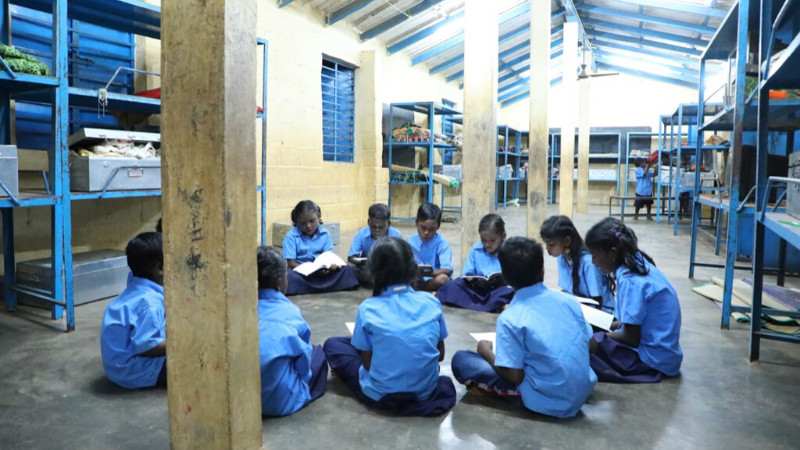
[321,57,355,162]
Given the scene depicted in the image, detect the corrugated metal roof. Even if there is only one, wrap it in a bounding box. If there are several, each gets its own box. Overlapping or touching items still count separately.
[282,0,737,104]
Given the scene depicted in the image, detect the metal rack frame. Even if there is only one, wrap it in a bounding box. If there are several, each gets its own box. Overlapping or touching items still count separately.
[750,0,800,360]
[0,1,269,331]
[386,101,461,223]
[496,125,523,208]
[548,129,622,205]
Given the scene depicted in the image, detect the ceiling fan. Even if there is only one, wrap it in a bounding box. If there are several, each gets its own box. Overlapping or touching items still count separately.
[577,41,618,79]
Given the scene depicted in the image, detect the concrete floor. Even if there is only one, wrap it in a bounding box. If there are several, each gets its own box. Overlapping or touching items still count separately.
[1,206,799,450]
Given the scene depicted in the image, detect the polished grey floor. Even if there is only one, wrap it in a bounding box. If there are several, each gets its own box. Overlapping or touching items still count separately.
[1,206,799,450]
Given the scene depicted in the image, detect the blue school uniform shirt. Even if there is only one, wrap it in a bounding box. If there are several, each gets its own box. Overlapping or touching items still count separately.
[257,289,314,416]
[408,233,453,271]
[495,283,597,418]
[348,226,403,257]
[556,251,615,312]
[100,276,166,389]
[283,226,333,263]
[462,241,502,276]
[635,167,654,196]
[351,284,448,401]
[614,256,683,376]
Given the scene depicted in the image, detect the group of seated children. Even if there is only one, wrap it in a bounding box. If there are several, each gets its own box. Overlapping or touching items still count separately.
[100,202,682,420]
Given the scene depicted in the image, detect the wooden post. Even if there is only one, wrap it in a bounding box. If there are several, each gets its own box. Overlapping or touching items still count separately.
[162,1,262,449]
[576,53,591,214]
[558,20,579,217]
[461,0,498,258]
[526,0,551,239]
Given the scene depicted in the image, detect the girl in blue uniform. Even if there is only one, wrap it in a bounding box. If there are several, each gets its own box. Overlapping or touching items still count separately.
[283,200,359,296]
[450,237,597,418]
[585,217,683,383]
[100,232,167,389]
[540,215,614,312]
[323,237,456,416]
[436,214,514,313]
[408,203,453,292]
[256,247,327,416]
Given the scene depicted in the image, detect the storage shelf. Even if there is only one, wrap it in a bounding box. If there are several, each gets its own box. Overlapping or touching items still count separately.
[0,192,57,208]
[0,71,58,91]
[17,87,161,114]
[71,189,162,201]
[762,31,800,90]
[701,99,800,131]
[760,212,800,252]
[389,142,457,148]
[14,0,161,39]
[389,101,461,116]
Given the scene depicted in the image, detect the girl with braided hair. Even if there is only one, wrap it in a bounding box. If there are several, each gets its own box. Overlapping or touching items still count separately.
[584,217,683,383]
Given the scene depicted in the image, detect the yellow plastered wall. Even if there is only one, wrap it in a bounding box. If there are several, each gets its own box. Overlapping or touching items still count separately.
[258,2,460,241]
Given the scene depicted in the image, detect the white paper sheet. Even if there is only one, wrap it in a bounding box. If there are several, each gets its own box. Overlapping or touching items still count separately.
[469,332,496,348]
[579,304,614,331]
[345,322,355,335]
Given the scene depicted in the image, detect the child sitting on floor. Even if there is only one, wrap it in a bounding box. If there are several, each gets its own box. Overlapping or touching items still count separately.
[323,237,456,416]
[451,237,597,418]
[283,200,359,296]
[100,232,167,389]
[256,246,328,416]
[436,213,513,313]
[408,203,453,291]
[585,217,683,383]
[347,203,403,288]
[540,215,614,312]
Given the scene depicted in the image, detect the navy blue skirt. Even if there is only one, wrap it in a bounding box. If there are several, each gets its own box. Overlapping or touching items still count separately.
[286,266,360,296]
[590,332,664,383]
[436,278,514,313]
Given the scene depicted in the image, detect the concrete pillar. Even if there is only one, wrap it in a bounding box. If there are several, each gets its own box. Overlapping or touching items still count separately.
[161,1,262,449]
[576,51,591,213]
[558,20,579,217]
[461,0,498,257]
[526,0,551,239]
[355,50,385,208]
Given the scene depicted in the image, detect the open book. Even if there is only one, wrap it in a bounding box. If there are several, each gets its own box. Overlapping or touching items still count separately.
[417,264,434,277]
[469,332,496,348]
[578,303,614,331]
[347,255,368,266]
[464,272,505,291]
[293,251,347,277]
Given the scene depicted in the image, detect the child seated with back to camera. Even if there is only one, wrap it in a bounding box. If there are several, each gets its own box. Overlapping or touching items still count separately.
[347,203,403,288]
[100,232,167,389]
[451,237,597,418]
[323,237,456,417]
[408,203,453,292]
[256,246,328,416]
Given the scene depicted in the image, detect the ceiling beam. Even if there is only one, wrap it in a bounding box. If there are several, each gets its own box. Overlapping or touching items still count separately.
[590,37,700,62]
[596,61,698,88]
[582,18,709,47]
[610,0,728,19]
[360,0,447,41]
[327,0,377,26]
[581,5,717,35]
[386,10,464,54]
[587,30,702,56]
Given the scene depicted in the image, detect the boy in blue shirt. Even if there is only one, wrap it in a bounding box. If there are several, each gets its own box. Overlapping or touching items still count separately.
[451,237,597,418]
[256,246,327,416]
[283,200,359,295]
[436,213,513,313]
[324,237,456,416]
[408,203,453,292]
[585,218,683,383]
[347,203,403,288]
[634,158,655,220]
[100,232,167,389]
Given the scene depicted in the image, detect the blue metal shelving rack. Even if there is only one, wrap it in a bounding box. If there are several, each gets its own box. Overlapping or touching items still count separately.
[687,0,800,329]
[549,129,622,205]
[496,125,523,208]
[386,101,461,223]
[750,0,800,360]
[0,0,269,331]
